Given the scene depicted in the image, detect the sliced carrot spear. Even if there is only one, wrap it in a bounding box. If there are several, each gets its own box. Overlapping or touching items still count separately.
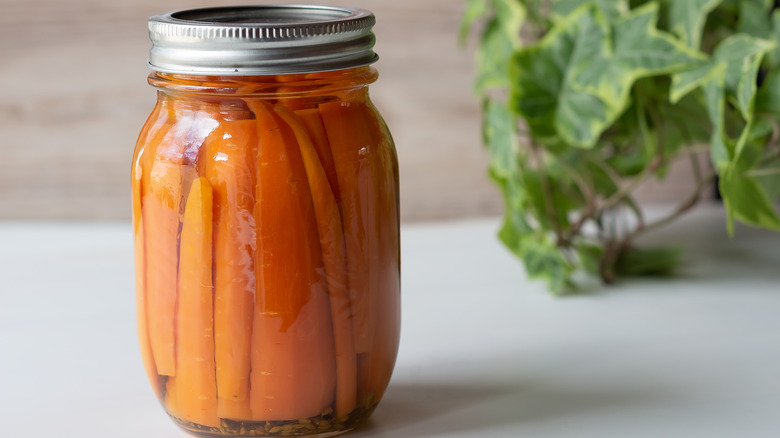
[274,104,357,419]
[133,217,162,399]
[141,108,185,378]
[165,377,180,419]
[245,99,337,421]
[319,98,377,356]
[357,102,401,403]
[132,104,169,398]
[173,177,219,428]
[200,119,258,421]
[294,108,341,202]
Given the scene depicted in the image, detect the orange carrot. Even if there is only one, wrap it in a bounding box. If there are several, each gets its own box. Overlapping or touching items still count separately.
[165,377,180,420]
[274,103,357,418]
[319,97,377,355]
[132,104,168,398]
[141,104,183,378]
[200,119,258,421]
[246,99,337,421]
[294,108,341,202]
[357,102,401,403]
[173,177,219,428]
[133,217,161,399]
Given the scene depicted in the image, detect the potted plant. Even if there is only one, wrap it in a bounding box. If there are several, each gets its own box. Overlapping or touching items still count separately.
[462,0,780,293]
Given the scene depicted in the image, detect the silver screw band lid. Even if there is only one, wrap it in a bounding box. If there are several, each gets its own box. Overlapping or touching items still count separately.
[148,5,379,75]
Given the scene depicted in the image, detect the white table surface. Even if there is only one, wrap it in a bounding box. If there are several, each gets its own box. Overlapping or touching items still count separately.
[2,204,779,438]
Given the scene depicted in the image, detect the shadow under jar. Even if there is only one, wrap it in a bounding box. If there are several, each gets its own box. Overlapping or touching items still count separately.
[131,6,400,437]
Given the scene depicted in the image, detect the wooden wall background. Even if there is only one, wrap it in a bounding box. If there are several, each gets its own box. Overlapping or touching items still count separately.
[0,0,699,222]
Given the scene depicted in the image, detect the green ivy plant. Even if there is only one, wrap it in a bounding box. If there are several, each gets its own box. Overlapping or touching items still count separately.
[462,0,780,293]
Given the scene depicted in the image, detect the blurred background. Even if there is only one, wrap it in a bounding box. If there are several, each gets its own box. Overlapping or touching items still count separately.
[0,0,700,223]
[0,0,501,222]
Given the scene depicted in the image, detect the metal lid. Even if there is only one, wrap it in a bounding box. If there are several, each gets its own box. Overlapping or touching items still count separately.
[148,5,378,75]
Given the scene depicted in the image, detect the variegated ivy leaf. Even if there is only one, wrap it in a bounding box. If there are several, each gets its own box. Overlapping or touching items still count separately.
[459,0,490,45]
[766,10,780,69]
[668,0,723,49]
[551,0,629,21]
[673,33,780,233]
[671,35,774,173]
[702,64,732,169]
[482,98,519,180]
[509,2,704,148]
[736,0,774,39]
[720,159,780,234]
[671,34,775,120]
[473,0,525,94]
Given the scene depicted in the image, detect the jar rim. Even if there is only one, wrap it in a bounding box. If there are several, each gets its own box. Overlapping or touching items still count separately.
[146,67,379,98]
[147,5,379,76]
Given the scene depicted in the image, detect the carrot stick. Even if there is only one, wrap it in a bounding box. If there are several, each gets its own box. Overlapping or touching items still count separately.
[134,217,162,399]
[141,106,183,378]
[133,105,169,398]
[173,177,219,428]
[318,98,377,356]
[200,119,258,421]
[294,108,341,202]
[165,377,180,419]
[357,102,401,403]
[245,99,337,421]
[274,104,357,419]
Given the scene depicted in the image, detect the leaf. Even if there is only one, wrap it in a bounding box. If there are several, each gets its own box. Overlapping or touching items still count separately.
[720,162,780,234]
[552,0,629,21]
[671,34,775,119]
[496,182,534,254]
[614,246,682,277]
[483,98,519,180]
[493,172,575,294]
[737,0,773,39]
[671,34,774,175]
[753,161,780,200]
[520,168,574,229]
[756,68,780,114]
[767,10,780,68]
[657,93,713,153]
[459,0,489,45]
[474,0,526,94]
[520,238,574,294]
[702,64,731,170]
[509,3,704,148]
[669,62,722,105]
[668,0,724,49]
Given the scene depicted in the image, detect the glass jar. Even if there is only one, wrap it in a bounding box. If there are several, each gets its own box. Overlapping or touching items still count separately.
[131,6,400,437]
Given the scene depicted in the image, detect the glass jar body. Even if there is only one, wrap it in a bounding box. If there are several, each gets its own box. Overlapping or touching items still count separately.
[131,67,400,437]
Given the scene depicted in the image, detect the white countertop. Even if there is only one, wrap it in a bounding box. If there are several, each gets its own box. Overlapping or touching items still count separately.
[2,204,779,438]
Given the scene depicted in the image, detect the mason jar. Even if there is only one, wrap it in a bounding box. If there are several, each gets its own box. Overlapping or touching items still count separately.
[131,6,400,437]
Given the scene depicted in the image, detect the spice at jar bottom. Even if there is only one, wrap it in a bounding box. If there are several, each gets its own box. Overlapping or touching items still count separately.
[132,6,400,437]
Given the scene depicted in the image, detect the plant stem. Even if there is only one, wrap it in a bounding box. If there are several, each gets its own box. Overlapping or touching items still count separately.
[625,170,717,245]
[600,156,661,211]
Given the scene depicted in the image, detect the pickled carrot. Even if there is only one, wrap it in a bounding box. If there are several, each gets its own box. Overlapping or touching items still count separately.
[319,98,377,355]
[200,119,258,421]
[133,218,161,398]
[295,108,341,202]
[245,100,337,421]
[132,104,167,397]
[141,107,183,378]
[165,377,180,419]
[173,177,219,428]
[357,102,401,403]
[274,103,357,419]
